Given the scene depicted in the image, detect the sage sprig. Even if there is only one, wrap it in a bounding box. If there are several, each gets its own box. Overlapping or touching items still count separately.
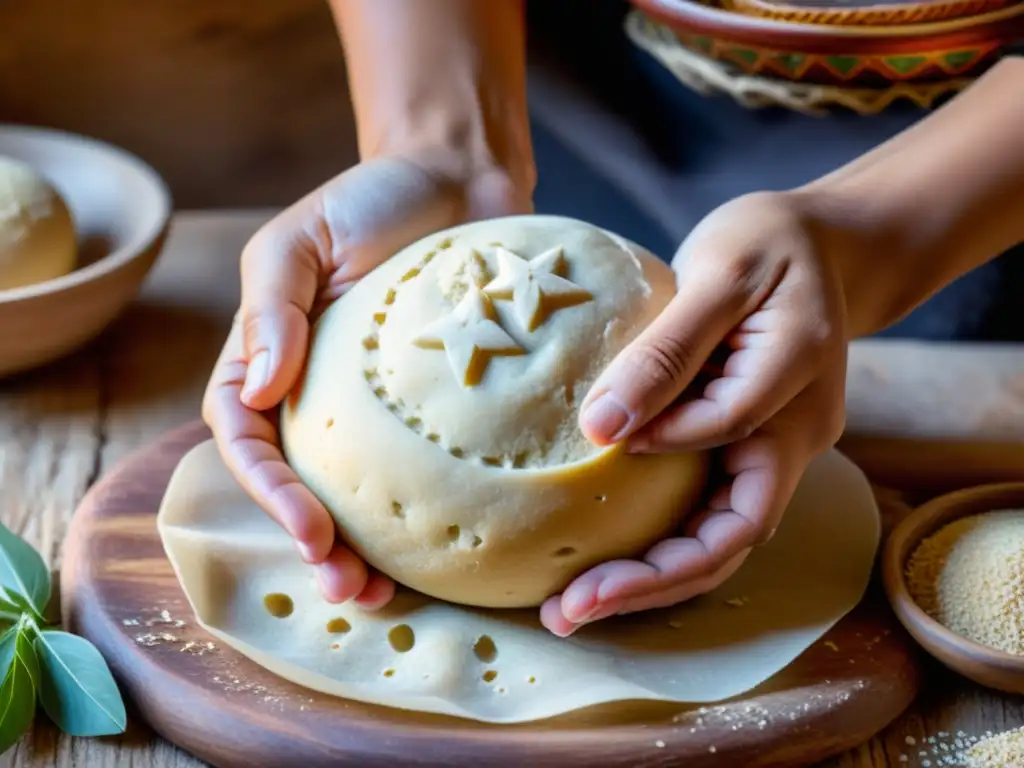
[0,521,127,755]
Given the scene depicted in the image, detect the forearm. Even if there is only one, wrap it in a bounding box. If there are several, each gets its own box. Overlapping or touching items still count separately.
[329,0,535,195]
[797,56,1024,337]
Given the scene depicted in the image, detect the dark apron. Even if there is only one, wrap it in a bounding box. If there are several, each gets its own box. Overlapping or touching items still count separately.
[525,0,1024,341]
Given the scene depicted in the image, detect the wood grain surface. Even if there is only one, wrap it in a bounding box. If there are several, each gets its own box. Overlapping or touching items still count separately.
[3,211,1024,767]
[59,420,921,768]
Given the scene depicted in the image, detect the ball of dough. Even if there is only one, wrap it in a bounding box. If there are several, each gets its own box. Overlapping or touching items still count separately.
[280,215,708,608]
[0,155,77,292]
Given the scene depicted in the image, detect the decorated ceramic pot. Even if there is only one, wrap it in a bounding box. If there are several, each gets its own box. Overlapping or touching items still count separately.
[628,0,1024,86]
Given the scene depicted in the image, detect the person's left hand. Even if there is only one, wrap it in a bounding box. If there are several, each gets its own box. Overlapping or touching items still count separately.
[539,191,851,637]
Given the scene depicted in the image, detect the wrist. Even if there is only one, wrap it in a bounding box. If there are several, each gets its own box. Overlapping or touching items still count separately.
[790,57,1024,339]
[366,103,536,206]
[334,0,535,207]
[786,185,928,340]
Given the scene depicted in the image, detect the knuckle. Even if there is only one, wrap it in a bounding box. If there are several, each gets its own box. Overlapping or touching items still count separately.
[718,408,758,444]
[629,335,696,389]
[239,308,277,355]
[722,250,765,295]
[239,307,263,339]
[803,317,839,356]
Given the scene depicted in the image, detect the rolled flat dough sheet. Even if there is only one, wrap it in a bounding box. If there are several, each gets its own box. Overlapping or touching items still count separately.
[157,440,879,724]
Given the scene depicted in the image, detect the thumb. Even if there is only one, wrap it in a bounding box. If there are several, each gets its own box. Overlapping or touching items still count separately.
[238,217,321,410]
[235,157,471,410]
[578,260,757,445]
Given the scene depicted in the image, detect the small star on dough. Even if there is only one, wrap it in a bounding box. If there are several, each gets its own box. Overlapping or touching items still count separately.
[483,246,593,333]
[411,285,525,387]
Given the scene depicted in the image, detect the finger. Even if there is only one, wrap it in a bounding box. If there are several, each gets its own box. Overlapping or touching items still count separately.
[540,594,625,638]
[543,548,749,636]
[616,548,750,615]
[557,423,815,616]
[205,324,337,564]
[626,314,826,452]
[578,253,781,445]
[239,156,502,407]
[637,428,815,600]
[239,159,455,408]
[237,220,320,410]
[541,549,749,635]
[315,547,370,603]
[354,571,397,611]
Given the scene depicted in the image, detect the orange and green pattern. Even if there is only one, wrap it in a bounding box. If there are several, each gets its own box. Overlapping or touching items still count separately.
[678,32,1000,84]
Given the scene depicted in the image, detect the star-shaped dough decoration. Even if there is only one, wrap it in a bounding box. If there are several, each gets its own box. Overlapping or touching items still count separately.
[483,246,593,333]
[411,285,525,387]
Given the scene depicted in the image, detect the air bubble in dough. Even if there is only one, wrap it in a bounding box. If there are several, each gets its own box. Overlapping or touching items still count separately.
[279,215,708,608]
[0,156,77,291]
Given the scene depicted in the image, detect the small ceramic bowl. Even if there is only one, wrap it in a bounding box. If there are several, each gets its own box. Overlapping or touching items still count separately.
[883,482,1024,694]
[628,0,1024,86]
[0,124,171,378]
[721,0,1019,28]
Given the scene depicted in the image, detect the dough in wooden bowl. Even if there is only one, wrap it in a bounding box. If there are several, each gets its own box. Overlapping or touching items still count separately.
[280,215,708,608]
[0,155,77,292]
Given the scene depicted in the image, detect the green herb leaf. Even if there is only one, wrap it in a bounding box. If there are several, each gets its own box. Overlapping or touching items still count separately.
[0,594,20,614]
[34,630,126,737]
[14,628,39,692]
[0,521,50,617]
[0,611,18,633]
[2,588,32,616]
[0,628,15,680]
[0,629,37,755]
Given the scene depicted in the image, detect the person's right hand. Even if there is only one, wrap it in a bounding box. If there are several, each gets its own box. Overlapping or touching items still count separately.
[202,154,531,609]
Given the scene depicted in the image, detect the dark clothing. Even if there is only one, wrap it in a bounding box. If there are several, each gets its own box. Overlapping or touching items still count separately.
[524,0,1024,341]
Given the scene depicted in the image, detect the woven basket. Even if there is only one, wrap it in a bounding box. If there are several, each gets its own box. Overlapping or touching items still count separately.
[624,9,974,116]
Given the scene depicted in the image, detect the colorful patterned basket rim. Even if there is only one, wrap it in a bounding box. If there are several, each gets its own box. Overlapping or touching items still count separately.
[631,0,1024,37]
[724,0,1018,26]
[623,9,975,116]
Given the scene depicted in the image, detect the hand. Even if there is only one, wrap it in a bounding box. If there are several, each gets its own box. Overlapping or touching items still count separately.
[203,155,530,609]
[540,191,850,636]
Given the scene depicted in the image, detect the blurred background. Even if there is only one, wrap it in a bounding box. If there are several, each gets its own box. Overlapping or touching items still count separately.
[3,0,1022,339]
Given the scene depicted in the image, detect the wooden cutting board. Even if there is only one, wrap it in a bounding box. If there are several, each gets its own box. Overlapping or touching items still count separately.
[61,420,921,768]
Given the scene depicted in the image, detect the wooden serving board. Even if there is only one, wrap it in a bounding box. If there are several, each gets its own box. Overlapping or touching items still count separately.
[61,421,921,768]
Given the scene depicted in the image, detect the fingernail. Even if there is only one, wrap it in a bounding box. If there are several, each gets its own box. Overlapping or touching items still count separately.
[581,392,632,442]
[561,582,597,623]
[581,601,623,624]
[570,605,601,624]
[242,351,271,400]
[296,541,318,563]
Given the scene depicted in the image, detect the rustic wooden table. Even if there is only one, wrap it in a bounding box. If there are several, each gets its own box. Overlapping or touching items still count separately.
[3,211,1024,768]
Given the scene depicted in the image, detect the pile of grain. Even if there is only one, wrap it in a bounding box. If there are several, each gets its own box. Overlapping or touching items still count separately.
[963,724,1024,767]
[905,510,1024,654]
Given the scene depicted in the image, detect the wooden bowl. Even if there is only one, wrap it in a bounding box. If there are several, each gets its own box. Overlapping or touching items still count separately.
[882,482,1024,694]
[628,0,1024,85]
[721,0,1020,28]
[0,124,171,378]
